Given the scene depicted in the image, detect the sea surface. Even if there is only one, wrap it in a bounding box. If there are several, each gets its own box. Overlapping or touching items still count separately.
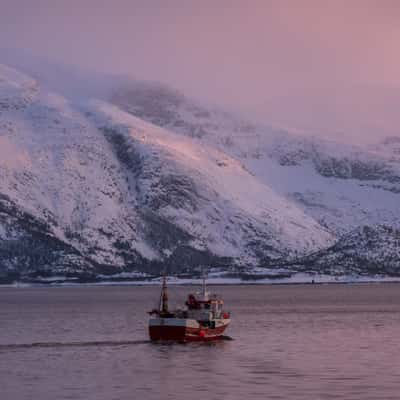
[1,283,400,400]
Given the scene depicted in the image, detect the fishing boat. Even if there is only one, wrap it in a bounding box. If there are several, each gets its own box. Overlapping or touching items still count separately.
[148,275,230,342]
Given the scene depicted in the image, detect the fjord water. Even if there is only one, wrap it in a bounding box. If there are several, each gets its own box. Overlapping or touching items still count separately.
[1,284,400,400]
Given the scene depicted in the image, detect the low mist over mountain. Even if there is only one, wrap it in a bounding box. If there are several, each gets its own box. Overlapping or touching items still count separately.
[0,58,399,283]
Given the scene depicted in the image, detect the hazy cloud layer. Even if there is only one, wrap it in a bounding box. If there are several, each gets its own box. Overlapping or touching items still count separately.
[1,0,400,143]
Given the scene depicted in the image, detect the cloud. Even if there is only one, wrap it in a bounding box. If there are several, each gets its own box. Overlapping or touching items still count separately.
[1,0,400,143]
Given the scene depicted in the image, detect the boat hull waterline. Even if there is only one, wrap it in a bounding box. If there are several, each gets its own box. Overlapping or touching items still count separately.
[149,317,230,342]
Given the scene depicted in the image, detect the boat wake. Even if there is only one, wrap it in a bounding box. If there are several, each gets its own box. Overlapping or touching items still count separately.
[0,336,234,351]
[0,340,149,350]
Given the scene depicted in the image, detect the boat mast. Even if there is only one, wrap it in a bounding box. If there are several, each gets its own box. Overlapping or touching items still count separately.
[159,272,169,314]
[202,269,209,301]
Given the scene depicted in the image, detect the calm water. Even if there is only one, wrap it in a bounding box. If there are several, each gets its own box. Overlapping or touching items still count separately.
[1,284,400,400]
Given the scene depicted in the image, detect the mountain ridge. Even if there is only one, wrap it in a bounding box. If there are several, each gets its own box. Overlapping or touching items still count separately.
[0,63,334,282]
[0,61,399,282]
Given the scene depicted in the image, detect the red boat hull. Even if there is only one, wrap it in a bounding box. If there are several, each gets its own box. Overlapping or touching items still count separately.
[149,318,229,342]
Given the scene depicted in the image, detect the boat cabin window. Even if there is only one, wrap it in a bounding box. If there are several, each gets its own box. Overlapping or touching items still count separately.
[186,294,201,310]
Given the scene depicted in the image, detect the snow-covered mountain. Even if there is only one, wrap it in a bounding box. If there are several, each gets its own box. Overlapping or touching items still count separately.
[0,63,336,282]
[293,225,400,276]
[0,58,399,282]
[112,82,400,236]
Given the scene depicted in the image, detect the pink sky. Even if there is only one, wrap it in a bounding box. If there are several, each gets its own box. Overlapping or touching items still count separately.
[1,0,400,143]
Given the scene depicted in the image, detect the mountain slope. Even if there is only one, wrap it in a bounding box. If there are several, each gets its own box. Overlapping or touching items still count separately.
[1,60,400,282]
[111,82,400,237]
[294,225,400,276]
[0,64,334,281]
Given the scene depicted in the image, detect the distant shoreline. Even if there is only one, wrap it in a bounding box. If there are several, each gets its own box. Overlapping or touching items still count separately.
[2,274,400,288]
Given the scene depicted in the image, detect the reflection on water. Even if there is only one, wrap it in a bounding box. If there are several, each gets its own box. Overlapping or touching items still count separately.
[1,284,400,400]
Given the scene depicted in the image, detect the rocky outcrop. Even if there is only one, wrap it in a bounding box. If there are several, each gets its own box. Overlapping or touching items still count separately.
[293,225,400,276]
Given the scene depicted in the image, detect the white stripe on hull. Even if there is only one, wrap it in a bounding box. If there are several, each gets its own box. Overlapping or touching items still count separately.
[149,318,230,329]
[149,318,200,328]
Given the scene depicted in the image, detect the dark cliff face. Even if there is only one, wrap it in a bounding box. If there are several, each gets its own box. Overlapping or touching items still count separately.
[312,156,399,184]
[0,194,91,282]
[0,192,233,282]
[293,225,400,276]
[273,140,400,184]
[270,139,400,199]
